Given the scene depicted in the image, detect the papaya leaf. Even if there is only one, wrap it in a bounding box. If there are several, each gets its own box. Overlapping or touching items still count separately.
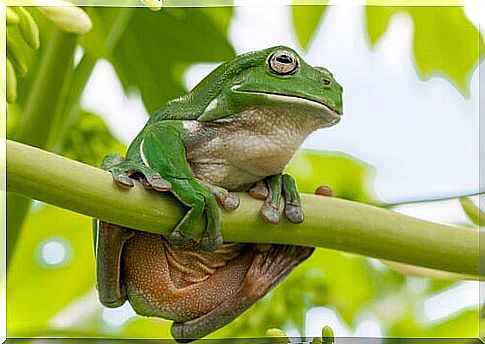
[7,205,95,333]
[292,4,328,51]
[366,6,483,96]
[82,7,234,113]
[460,197,484,226]
[61,110,126,167]
[286,149,376,203]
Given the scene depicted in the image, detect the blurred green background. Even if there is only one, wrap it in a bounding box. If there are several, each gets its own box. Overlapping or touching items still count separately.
[4,3,483,342]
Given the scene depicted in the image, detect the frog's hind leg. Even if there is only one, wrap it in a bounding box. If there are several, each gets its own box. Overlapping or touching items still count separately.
[96,221,135,308]
[170,244,314,342]
[96,154,136,307]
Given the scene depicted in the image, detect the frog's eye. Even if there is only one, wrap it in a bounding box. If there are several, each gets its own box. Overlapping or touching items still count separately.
[268,50,298,75]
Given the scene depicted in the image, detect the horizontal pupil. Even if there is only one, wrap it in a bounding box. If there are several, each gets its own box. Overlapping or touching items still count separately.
[276,55,292,64]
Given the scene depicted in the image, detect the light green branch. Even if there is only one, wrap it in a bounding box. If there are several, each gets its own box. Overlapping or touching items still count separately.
[6,139,480,277]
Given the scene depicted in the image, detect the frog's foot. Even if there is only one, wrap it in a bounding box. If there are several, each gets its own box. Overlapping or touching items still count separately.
[100,154,171,191]
[249,174,304,225]
[200,180,240,211]
[167,178,223,252]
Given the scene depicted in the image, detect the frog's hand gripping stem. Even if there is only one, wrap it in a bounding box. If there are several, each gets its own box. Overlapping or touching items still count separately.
[170,244,314,342]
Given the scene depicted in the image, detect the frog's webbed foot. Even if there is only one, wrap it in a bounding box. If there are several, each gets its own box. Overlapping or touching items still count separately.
[101,154,172,192]
[249,174,304,225]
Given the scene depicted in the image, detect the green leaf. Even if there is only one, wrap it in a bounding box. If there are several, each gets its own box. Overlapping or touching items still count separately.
[292,5,328,50]
[366,6,483,96]
[460,197,484,226]
[82,7,234,113]
[7,205,95,333]
[61,110,126,167]
[286,149,376,203]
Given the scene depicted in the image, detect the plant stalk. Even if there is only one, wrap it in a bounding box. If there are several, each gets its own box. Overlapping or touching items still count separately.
[7,30,78,264]
[6,139,480,277]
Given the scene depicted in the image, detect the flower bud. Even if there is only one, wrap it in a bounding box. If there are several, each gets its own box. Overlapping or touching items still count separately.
[35,0,92,34]
[140,0,163,11]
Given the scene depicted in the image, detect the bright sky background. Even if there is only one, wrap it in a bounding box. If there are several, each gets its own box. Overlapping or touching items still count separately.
[79,4,481,337]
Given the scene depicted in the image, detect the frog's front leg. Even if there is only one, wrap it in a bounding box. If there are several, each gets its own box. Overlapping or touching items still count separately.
[249,174,304,225]
[140,121,235,251]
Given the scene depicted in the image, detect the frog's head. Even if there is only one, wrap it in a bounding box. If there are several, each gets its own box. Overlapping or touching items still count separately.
[195,46,343,127]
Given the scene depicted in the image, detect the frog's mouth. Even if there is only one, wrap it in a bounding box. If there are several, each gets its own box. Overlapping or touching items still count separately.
[231,85,342,123]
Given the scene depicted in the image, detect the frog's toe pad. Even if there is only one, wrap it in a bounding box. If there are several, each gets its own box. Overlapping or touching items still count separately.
[146,174,172,191]
[285,204,304,224]
[221,193,240,211]
[249,182,269,200]
[111,172,135,188]
[261,204,280,225]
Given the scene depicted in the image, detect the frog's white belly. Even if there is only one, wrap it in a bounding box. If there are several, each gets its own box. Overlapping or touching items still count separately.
[183,107,323,191]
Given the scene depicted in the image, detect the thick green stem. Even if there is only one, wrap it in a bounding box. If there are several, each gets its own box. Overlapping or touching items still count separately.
[6,139,480,277]
[7,30,78,263]
[7,9,136,264]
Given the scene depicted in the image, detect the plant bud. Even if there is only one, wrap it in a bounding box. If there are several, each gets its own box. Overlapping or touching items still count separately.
[266,328,289,343]
[6,57,18,103]
[14,7,40,49]
[140,0,162,11]
[7,36,28,77]
[6,7,20,25]
[35,0,92,34]
[322,325,335,344]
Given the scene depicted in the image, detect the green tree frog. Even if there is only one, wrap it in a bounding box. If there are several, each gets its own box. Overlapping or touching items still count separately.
[94,46,343,341]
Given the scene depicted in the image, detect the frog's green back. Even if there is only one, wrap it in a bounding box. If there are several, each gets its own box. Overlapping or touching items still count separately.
[148,46,285,122]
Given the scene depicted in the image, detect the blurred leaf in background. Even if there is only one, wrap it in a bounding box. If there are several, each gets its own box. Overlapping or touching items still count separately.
[82,7,234,113]
[7,205,95,334]
[286,149,376,203]
[291,2,329,51]
[366,6,484,96]
[291,5,483,96]
[62,110,126,167]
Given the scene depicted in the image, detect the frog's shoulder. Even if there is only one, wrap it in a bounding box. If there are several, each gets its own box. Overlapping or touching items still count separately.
[148,94,201,123]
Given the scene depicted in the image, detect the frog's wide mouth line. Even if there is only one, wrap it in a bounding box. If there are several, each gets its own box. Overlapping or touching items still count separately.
[231,86,342,119]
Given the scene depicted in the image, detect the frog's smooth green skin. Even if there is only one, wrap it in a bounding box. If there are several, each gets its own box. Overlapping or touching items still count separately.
[94,46,343,342]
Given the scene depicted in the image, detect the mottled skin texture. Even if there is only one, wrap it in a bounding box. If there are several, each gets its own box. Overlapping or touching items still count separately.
[94,46,343,342]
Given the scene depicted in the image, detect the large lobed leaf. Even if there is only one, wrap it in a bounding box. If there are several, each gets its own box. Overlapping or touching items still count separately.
[7,205,95,334]
[366,6,483,96]
[292,5,328,51]
[82,7,235,113]
[286,149,376,203]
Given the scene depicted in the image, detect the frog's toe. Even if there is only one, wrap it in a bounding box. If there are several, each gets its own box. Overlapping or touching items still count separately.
[200,234,223,252]
[282,174,304,224]
[261,203,281,225]
[110,171,135,188]
[221,193,240,211]
[284,204,304,223]
[145,173,172,191]
[200,181,239,211]
[168,229,191,247]
[249,181,269,200]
